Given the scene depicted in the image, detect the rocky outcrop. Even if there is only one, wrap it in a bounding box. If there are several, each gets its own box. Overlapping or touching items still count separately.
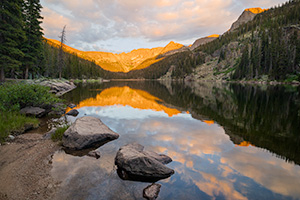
[36,79,76,96]
[62,116,119,150]
[143,183,161,200]
[20,106,46,118]
[190,34,219,50]
[115,143,174,181]
[229,8,267,32]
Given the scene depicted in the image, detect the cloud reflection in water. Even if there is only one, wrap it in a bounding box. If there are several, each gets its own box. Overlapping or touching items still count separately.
[55,97,300,199]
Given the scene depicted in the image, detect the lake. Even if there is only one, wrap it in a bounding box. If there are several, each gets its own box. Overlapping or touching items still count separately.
[51,81,300,200]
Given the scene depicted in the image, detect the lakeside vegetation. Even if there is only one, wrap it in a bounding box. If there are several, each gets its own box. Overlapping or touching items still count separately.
[0,82,61,142]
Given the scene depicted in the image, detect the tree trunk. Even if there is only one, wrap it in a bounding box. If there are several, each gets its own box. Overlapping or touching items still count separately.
[59,71,62,80]
[0,66,5,82]
[25,65,29,79]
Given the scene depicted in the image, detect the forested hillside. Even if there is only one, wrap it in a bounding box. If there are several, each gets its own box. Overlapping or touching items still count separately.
[0,0,105,81]
[185,0,300,82]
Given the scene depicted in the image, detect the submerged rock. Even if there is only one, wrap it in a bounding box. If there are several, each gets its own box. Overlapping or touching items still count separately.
[143,183,161,200]
[87,150,101,159]
[62,116,119,150]
[20,106,46,118]
[66,109,79,117]
[115,143,174,181]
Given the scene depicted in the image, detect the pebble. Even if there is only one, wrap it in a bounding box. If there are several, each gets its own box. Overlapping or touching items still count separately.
[8,135,15,140]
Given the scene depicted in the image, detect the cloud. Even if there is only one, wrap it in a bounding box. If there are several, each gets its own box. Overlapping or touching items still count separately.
[41,0,287,52]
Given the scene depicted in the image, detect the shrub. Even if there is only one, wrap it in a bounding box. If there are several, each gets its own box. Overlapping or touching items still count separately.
[0,82,60,111]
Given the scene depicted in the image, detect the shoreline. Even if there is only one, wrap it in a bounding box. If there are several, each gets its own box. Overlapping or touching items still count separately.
[0,133,60,200]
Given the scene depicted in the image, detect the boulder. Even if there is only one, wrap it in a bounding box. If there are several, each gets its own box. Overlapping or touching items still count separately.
[143,183,161,200]
[20,106,46,118]
[115,143,174,181]
[66,109,79,117]
[62,116,119,150]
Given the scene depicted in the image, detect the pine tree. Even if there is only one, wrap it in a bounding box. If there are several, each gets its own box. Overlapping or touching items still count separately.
[22,0,44,79]
[0,0,25,82]
[58,25,66,79]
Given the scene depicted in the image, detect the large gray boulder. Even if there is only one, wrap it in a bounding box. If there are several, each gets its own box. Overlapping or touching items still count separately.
[115,143,174,180]
[62,116,119,150]
[20,106,46,118]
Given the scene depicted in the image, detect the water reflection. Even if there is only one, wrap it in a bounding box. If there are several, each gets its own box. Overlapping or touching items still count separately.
[54,81,300,200]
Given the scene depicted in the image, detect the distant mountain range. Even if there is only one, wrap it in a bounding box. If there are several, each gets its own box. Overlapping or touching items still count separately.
[46,39,183,72]
[46,7,267,73]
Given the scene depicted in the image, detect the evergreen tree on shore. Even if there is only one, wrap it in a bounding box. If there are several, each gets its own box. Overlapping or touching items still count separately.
[22,0,44,79]
[0,0,25,82]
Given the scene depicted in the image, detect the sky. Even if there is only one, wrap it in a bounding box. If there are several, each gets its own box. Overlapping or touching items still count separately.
[40,0,287,53]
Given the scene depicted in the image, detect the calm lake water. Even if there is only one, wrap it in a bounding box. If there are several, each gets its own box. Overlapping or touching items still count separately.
[52,81,300,200]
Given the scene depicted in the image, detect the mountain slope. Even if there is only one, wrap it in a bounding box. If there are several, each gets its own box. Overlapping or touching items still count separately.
[46,38,183,73]
[190,34,220,50]
[229,7,268,32]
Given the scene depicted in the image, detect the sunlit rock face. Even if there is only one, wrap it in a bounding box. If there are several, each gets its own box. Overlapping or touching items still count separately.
[45,38,183,72]
[190,34,219,50]
[229,7,268,32]
[66,86,182,117]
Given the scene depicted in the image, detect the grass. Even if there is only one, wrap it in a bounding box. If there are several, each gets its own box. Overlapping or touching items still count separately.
[0,112,39,143]
[0,82,62,142]
[51,125,70,142]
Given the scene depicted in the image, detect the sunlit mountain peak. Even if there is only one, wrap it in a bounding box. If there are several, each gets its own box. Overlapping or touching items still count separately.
[245,7,268,14]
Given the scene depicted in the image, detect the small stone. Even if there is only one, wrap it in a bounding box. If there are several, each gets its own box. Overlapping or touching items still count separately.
[66,109,79,117]
[68,103,76,108]
[87,150,101,159]
[8,135,15,140]
[143,183,161,200]
[43,128,57,139]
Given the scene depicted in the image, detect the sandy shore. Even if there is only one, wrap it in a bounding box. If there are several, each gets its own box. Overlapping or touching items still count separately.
[0,134,60,200]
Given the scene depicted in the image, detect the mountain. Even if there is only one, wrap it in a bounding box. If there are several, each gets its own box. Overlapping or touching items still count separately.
[190,34,220,50]
[229,7,268,32]
[46,38,183,73]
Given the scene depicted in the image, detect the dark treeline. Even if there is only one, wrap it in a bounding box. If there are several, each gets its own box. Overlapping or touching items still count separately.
[0,0,104,81]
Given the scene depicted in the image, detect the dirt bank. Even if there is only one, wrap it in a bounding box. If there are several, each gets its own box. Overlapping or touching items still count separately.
[0,134,60,200]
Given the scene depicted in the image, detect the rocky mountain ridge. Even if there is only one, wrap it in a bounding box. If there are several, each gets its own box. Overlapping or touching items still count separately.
[46,39,183,73]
